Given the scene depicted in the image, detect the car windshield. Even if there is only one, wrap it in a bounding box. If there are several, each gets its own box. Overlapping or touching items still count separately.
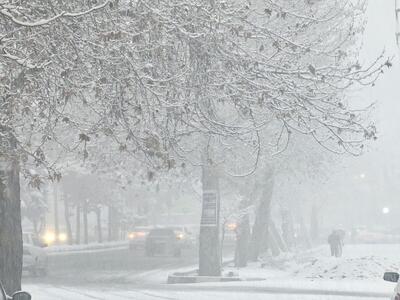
[133,228,150,233]
[148,229,173,237]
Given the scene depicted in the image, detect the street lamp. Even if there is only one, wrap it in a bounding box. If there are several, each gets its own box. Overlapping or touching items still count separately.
[382,207,390,215]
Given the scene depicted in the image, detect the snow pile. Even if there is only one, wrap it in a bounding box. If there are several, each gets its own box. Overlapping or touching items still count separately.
[289,244,400,281]
[292,254,400,281]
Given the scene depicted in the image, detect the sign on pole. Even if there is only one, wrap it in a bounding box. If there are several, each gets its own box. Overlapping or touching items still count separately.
[200,190,218,226]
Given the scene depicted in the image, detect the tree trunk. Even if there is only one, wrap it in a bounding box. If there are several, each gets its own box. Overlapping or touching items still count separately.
[234,213,250,268]
[198,160,221,276]
[310,204,319,242]
[268,226,281,257]
[281,210,295,249]
[108,206,113,241]
[249,168,274,261]
[96,207,103,244]
[64,199,73,245]
[83,200,89,244]
[249,197,271,260]
[53,183,60,241]
[299,216,312,249]
[33,219,39,237]
[270,221,287,252]
[108,206,120,241]
[75,205,81,244]
[0,158,22,294]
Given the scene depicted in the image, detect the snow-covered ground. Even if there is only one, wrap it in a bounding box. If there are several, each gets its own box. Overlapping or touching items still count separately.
[24,284,389,300]
[222,244,400,282]
[216,244,400,297]
[24,244,400,299]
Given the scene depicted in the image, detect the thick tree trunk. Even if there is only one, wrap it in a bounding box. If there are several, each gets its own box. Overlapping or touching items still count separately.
[198,161,221,276]
[0,158,22,294]
[83,200,89,244]
[249,168,274,261]
[75,205,81,244]
[234,213,250,268]
[249,197,271,260]
[64,199,73,245]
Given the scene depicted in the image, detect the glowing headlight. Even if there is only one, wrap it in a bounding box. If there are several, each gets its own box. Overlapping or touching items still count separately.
[58,233,68,242]
[42,231,56,245]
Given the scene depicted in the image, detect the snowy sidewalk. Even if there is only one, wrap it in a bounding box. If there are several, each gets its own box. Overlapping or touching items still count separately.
[215,244,400,298]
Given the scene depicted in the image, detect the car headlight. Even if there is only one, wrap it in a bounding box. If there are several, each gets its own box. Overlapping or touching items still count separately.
[58,233,68,242]
[42,231,56,245]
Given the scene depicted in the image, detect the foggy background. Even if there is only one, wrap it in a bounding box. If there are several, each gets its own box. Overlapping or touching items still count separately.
[317,0,400,232]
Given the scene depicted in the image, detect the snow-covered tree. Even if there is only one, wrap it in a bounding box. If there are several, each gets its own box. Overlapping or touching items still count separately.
[0,0,390,288]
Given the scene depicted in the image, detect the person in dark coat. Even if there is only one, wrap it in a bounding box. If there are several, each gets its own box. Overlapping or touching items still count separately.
[328,230,342,257]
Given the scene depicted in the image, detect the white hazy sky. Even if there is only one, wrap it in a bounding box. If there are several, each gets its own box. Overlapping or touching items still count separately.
[363,0,400,151]
[306,2,400,229]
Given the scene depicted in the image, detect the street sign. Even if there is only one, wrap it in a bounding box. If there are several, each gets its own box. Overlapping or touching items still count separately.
[200,190,218,226]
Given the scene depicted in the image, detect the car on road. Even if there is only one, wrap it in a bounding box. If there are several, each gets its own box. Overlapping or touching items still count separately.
[23,244,48,277]
[169,226,196,248]
[128,226,152,250]
[145,227,184,257]
[0,280,31,300]
[384,271,400,299]
[23,232,47,248]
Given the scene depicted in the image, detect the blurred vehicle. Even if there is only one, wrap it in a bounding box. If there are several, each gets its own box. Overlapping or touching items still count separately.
[23,244,48,277]
[145,227,184,257]
[383,271,400,300]
[170,226,195,248]
[223,222,237,246]
[22,232,46,248]
[40,230,69,246]
[0,280,31,300]
[128,226,152,250]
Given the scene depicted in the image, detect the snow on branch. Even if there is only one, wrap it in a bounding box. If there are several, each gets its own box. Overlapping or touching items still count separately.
[0,1,110,27]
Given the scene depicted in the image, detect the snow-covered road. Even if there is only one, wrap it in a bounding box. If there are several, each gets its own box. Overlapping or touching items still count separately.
[24,284,390,300]
[23,244,399,299]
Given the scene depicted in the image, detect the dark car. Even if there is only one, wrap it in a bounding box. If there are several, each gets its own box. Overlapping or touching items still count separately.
[145,228,183,257]
[0,280,31,300]
[127,226,152,250]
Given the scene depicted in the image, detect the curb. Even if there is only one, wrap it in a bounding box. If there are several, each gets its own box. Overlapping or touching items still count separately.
[167,274,242,284]
[167,258,265,284]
